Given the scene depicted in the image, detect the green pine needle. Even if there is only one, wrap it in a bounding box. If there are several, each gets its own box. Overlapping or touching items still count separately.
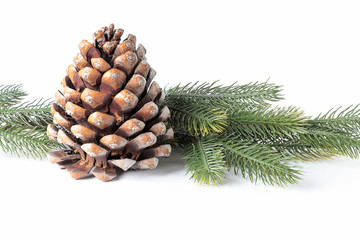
[0,98,52,127]
[269,140,337,161]
[309,105,360,134]
[219,136,302,186]
[227,106,309,140]
[0,84,57,158]
[0,84,27,108]
[267,105,360,161]
[0,124,62,159]
[166,81,360,186]
[167,99,228,136]
[165,80,283,108]
[184,136,227,185]
[299,125,360,159]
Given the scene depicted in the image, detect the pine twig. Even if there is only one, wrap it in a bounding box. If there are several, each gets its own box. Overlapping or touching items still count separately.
[219,136,302,186]
[184,136,227,185]
[0,84,27,108]
[167,98,228,136]
[0,84,59,158]
[165,80,283,108]
[165,81,360,186]
[299,125,360,159]
[227,106,309,140]
[0,98,52,127]
[268,139,337,161]
[270,124,360,161]
[309,105,360,134]
[0,125,62,159]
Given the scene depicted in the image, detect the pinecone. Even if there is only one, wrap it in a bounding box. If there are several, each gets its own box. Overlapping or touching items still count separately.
[46,24,173,182]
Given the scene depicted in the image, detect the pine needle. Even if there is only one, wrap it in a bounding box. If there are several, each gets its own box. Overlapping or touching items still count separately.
[0,84,57,158]
[0,124,62,159]
[165,80,283,108]
[167,98,228,136]
[227,106,309,140]
[219,136,302,186]
[184,136,227,185]
[0,84,27,108]
[0,98,52,127]
[269,140,337,161]
[299,125,360,159]
[310,105,360,134]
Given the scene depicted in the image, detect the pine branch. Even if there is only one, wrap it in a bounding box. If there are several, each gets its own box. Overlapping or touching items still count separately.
[1,81,360,187]
[299,125,360,159]
[268,139,337,161]
[0,85,57,158]
[184,136,227,185]
[167,98,228,136]
[0,98,52,127]
[227,106,308,140]
[0,124,62,159]
[263,106,360,161]
[164,80,283,108]
[265,126,360,161]
[0,84,27,108]
[219,136,302,186]
[309,105,360,134]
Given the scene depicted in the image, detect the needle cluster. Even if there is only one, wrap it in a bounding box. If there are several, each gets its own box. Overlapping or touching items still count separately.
[164,81,360,186]
[0,84,62,158]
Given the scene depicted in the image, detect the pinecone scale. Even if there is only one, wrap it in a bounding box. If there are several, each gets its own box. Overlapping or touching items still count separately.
[47,24,172,182]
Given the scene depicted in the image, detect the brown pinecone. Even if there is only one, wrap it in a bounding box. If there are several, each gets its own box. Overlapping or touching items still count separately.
[46,24,173,182]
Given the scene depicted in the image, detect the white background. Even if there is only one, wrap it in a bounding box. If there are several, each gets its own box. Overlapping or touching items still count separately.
[0,0,359,239]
